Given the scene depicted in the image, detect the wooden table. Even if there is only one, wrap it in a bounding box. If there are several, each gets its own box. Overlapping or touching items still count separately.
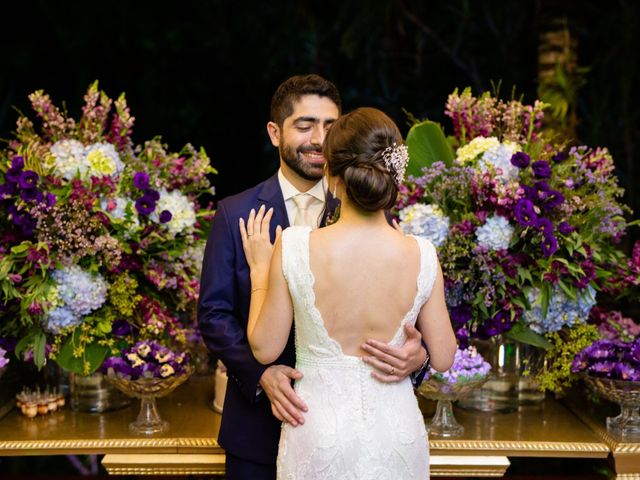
[0,376,224,475]
[0,376,636,477]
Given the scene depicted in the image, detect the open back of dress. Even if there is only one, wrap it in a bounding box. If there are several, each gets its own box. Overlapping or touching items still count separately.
[277,226,437,480]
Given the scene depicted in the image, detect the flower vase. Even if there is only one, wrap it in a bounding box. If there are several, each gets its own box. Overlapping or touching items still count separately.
[107,366,193,435]
[418,376,489,437]
[69,372,131,413]
[583,375,640,437]
[456,336,544,412]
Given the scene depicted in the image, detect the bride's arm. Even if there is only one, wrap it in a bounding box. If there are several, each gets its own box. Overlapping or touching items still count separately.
[240,206,293,364]
[247,238,293,364]
[416,260,457,372]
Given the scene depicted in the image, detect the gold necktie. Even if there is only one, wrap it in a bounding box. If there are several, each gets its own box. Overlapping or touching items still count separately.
[293,193,315,227]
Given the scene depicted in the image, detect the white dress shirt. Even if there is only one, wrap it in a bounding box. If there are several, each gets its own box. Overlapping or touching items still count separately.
[278,169,326,229]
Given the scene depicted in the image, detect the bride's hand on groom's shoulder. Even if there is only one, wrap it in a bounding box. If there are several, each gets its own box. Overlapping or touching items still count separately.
[259,365,308,427]
[361,323,425,383]
[239,205,283,275]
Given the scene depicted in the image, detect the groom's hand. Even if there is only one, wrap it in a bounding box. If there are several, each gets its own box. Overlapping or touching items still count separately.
[259,365,308,426]
[361,323,426,383]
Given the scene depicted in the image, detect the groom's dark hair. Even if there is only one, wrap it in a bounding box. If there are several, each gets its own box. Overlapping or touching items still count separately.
[270,74,342,127]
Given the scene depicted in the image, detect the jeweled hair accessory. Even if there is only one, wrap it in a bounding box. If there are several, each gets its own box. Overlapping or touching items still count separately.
[381,143,409,184]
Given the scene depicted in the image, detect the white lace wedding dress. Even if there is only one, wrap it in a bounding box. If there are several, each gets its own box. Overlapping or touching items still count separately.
[277,226,437,480]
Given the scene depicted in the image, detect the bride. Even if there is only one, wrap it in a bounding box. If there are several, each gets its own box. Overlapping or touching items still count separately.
[239,107,457,479]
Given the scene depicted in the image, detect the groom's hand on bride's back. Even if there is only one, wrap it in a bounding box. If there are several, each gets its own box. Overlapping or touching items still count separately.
[259,365,308,426]
[361,323,427,383]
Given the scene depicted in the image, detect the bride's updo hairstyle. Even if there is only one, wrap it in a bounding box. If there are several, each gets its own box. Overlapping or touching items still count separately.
[323,107,404,212]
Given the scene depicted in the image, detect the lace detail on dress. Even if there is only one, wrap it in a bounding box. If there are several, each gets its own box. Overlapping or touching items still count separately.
[278,227,433,480]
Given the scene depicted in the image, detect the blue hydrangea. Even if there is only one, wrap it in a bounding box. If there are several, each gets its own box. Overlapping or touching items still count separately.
[475,215,514,250]
[523,285,597,334]
[52,266,107,316]
[479,142,520,181]
[399,203,450,247]
[45,306,81,334]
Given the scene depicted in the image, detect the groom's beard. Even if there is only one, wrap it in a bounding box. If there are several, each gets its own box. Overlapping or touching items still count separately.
[280,143,325,182]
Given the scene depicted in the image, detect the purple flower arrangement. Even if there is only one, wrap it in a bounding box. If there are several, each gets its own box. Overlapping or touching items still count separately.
[423,346,491,385]
[0,82,216,375]
[572,339,640,382]
[397,88,638,355]
[103,340,189,380]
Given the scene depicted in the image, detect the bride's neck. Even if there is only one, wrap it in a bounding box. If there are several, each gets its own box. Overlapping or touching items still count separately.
[335,197,388,227]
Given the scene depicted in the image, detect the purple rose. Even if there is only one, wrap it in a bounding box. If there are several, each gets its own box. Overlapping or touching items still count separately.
[159,210,172,224]
[455,327,469,347]
[111,320,133,337]
[18,170,39,190]
[11,156,25,170]
[532,161,551,179]
[449,303,472,328]
[43,192,57,207]
[5,166,22,184]
[514,199,538,226]
[133,172,150,190]
[534,181,551,201]
[144,189,160,201]
[535,217,554,234]
[0,183,16,200]
[510,152,530,168]
[551,152,568,163]
[543,190,565,211]
[19,188,39,202]
[558,221,575,235]
[135,195,156,215]
[541,232,558,257]
[521,185,536,202]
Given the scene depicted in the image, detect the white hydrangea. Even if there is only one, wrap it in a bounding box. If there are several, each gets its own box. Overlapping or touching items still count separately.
[476,214,514,250]
[150,188,196,235]
[455,136,500,164]
[399,203,450,247]
[479,141,521,181]
[49,139,86,179]
[85,142,124,178]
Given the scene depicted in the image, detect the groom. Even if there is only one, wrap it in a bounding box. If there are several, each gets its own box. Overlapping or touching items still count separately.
[198,74,429,480]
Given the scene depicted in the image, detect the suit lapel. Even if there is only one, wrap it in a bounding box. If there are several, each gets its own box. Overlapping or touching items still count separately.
[258,173,290,233]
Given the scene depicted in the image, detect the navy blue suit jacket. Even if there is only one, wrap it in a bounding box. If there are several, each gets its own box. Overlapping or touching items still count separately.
[198,173,338,464]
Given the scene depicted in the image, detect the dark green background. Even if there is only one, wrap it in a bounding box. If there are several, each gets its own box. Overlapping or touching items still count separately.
[1,1,638,235]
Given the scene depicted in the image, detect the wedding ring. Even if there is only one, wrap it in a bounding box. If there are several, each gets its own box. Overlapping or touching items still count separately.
[247,233,253,237]
[389,366,395,375]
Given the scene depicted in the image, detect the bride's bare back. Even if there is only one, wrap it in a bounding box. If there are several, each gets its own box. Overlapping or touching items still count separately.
[309,223,421,357]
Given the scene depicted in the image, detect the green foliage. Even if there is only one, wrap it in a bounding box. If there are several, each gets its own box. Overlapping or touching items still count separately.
[55,328,110,376]
[536,324,600,395]
[405,119,455,176]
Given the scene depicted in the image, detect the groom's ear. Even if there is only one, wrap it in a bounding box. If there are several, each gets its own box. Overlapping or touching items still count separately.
[266,121,281,147]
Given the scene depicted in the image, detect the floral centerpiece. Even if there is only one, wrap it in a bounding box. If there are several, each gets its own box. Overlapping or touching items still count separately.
[397,87,639,394]
[418,346,491,436]
[0,82,216,376]
[103,340,190,380]
[571,335,640,436]
[420,345,491,395]
[103,339,194,435]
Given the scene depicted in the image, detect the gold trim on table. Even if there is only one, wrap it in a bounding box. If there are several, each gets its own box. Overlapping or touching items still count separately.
[430,439,609,454]
[102,453,225,476]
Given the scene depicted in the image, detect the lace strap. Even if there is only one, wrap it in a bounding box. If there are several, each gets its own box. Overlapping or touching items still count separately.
[415,236,438,304]
[281,226,312,284]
